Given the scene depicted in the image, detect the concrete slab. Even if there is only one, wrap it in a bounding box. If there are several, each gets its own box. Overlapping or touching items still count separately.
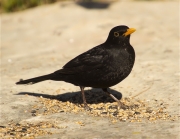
[1,1,179,138]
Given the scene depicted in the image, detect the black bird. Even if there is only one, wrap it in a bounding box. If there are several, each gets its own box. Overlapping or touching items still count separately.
[16,25,136,110]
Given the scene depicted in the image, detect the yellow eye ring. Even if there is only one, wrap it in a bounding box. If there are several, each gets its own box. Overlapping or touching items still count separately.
[114,32,119,37]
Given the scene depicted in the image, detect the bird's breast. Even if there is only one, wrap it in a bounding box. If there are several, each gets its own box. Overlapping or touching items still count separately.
[100,48,135,84]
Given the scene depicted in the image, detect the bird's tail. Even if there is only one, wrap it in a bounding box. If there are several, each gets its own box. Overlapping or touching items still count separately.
[16,73,54,85]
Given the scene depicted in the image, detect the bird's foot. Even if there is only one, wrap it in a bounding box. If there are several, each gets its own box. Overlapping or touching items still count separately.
[83,104,92,111]
[117,101,129,110]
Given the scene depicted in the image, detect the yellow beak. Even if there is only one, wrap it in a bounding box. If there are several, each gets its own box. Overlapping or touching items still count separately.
[123,28,136,36]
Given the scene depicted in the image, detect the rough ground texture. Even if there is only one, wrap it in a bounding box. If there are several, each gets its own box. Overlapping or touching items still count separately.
[1,1,179,139]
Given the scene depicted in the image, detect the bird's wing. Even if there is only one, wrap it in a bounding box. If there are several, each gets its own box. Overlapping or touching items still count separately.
[55,45,107,74]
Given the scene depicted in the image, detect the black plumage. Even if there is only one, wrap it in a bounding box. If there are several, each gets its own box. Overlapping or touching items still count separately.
[16,25,136,110]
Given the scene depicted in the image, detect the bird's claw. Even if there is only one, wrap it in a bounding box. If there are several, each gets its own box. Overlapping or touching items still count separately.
[117,101,128,110]
[83,104,92,111]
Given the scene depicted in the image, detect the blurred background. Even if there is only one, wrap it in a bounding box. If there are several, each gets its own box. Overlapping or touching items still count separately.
[1,0,58,13]
[0,0,174,13]
[1,1,179,138]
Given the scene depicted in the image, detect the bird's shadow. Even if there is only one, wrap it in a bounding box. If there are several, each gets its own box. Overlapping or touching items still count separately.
[16,88,122,104]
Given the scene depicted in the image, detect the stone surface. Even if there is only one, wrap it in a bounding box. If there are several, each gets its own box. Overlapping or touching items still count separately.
[1,1,179,138]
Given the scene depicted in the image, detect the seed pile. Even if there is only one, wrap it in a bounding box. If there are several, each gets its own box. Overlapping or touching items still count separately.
[1,91,178,138]
[0,121,62,139]
[32,91,178,123]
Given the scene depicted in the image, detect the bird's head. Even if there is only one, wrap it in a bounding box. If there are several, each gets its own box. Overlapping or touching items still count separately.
[106,25,136,44]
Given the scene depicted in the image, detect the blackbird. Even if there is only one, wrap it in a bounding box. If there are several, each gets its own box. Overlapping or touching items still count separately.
[16,25,136,110]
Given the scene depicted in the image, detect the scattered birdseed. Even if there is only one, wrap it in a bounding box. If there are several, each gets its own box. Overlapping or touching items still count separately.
[34,92,178,123]
[0,121,61,139]
[75,121,85,126]
[1,92,178,138]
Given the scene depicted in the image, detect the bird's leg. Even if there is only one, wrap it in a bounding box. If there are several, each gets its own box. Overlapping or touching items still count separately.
[102,88,124,109]
[80,86,91,111]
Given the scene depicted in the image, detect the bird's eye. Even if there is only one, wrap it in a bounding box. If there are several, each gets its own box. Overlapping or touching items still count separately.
[114,32,119,37]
